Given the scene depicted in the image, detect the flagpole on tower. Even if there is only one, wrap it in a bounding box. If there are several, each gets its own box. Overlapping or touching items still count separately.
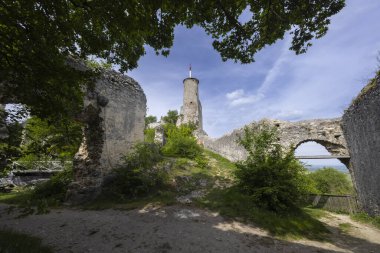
[189,64,192,78]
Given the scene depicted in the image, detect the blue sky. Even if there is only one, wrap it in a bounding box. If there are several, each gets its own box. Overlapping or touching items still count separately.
[129,0,380,167]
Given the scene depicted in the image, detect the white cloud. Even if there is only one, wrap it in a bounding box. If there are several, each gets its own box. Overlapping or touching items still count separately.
[230,94,264,107]
[226,89,244,100]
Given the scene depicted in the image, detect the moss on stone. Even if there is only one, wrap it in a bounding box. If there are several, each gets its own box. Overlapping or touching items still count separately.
[351,70,380,106]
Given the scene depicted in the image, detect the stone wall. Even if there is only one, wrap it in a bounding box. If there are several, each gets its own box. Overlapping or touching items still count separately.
[342,74,380,216]
[67,68,146,203]
[201,118,348,162]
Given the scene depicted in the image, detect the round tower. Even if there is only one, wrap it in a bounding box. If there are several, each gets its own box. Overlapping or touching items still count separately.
[177,77,203,130]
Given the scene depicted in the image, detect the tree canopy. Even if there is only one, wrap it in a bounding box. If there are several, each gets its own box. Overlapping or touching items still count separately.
[0,0,345,119]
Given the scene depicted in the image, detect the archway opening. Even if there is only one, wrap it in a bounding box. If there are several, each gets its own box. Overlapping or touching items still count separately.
[295,141,348,173]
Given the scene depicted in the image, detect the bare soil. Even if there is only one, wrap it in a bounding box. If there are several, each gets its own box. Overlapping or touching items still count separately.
[0,204,379,253]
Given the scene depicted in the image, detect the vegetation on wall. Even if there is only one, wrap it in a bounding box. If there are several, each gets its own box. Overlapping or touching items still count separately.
[351,69,380,106]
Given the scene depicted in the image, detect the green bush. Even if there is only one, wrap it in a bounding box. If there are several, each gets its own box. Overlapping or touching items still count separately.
[32,167,73,203]
[307,167,354,195]
[162,124,202,159]
[235,123,309,212]
[103,143,168,199]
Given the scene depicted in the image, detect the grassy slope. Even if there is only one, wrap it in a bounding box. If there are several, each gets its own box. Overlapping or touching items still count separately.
[84,150,236,210]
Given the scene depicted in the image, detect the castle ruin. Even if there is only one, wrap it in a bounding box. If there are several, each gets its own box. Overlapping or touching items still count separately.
[175,73,379,216]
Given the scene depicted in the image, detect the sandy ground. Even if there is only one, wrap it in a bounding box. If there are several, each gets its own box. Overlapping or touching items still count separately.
[0,203,379,253]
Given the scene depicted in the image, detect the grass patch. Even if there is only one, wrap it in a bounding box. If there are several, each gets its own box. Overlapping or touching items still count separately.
[0,229,53,253]
[0,189,32,205]
[195,186,329,240]
[204,149,236,172]
[338,223,352,233]
[351,212,380,230]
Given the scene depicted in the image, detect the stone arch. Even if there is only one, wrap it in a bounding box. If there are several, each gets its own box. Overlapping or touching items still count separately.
[274,118,350,168]
[293,139,350,169]
[200,118,349,163]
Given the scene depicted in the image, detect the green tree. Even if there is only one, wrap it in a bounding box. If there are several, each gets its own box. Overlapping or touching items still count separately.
[162,110,179,125]
[235,122,309,212]
[0,121,24,173]
[1,0,345,119]
[308,167,353,195]
[145,115,157,128]
[21,117,82,162]
[0,106,26,172]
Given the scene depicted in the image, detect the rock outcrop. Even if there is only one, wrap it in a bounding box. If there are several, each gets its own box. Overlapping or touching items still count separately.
[342,73,380,216]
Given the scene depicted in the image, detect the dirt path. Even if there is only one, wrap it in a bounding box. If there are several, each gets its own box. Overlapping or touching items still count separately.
[0,204,379,253]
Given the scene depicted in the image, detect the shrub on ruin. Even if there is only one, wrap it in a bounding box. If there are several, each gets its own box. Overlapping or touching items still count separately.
[162,124,202,159]
[103,142,168,199]
[235,123,309,212]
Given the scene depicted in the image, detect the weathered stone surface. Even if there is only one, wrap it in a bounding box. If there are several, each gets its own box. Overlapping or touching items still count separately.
[177,78,203,131]
[0,104,8,140]
[67,68,146,204]
[148,122,166,145]
[342,74,380,216]
[200,118,348,163]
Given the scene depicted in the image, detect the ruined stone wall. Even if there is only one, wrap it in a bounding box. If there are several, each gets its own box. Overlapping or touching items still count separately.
[342,74,380,216]
[67,68,146,203]
[177,78,203,130]
[200,118,348,162]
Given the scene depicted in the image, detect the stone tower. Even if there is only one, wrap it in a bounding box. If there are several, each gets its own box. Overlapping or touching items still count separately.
[177,76,203,131]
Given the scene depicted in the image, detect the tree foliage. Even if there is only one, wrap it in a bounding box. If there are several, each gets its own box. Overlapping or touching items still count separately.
[162,123,202,159]
[0,0,345,119]
[162,110,179,125]
[235,123,309,212]
[307,167,353,195]
[21,117,82,161]
[145,115,157,128]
